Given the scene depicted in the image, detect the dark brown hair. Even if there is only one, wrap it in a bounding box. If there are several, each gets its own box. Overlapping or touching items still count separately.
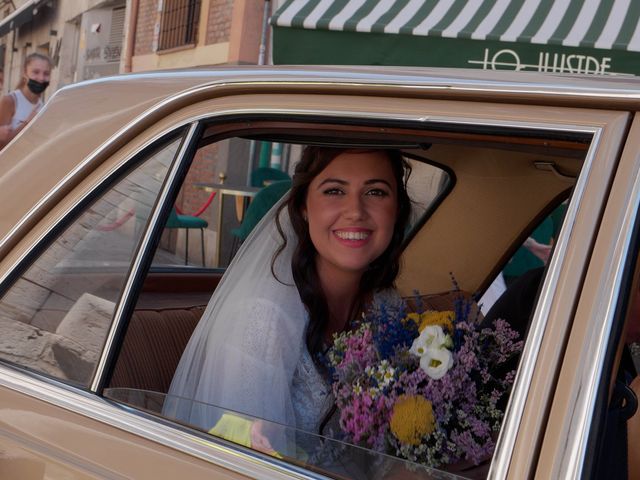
[275,146,412,358]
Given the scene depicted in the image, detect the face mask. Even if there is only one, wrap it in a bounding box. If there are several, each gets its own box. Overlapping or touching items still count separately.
[26,78,49,95]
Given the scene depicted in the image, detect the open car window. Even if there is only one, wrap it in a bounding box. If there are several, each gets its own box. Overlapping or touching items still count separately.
[104,116,592,478]
[149,137,451,271]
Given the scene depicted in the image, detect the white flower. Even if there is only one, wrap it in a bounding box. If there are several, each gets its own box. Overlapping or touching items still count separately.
[365,360,396,389]
[409,325,454,379]
[410,325,447,356]
[419,347,454,380]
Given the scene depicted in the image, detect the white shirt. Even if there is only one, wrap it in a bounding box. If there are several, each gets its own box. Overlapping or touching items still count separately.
[10,89,42,131]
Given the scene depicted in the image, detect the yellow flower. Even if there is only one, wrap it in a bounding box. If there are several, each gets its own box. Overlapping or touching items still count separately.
[407,311,454,333]
[389,395,435,445]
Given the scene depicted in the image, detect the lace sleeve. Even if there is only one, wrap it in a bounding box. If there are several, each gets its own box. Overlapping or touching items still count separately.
[214,298,307,425]
[165,197,308,444]
[165,295,307,433]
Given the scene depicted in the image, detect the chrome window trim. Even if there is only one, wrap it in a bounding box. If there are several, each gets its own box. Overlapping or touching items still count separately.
[555,136,640,479]
[489,127,602,479]
[58,71,640,103]
[0,105,603,478]
[90,122,200,392]
[0,364,325,480]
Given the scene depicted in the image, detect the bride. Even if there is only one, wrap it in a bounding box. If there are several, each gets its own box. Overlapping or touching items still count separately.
[165,146,412,455]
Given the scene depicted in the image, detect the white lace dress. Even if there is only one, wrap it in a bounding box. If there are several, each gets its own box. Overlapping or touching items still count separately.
[291,345,334,433]
[230,297,335,434]
[166,294,334,440]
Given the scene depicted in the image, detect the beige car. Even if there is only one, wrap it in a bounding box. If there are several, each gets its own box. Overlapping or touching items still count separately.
[0,66,639,479]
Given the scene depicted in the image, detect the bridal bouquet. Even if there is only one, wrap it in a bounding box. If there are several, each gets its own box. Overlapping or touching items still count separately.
[323,288,522,468]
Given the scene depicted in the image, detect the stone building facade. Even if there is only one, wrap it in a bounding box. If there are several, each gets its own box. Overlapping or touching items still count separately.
[0,0,273,267]
[0,0,269,93]
[125,0,266,72]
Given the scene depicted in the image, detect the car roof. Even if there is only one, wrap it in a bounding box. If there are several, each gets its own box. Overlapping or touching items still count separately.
[1,65,639,253]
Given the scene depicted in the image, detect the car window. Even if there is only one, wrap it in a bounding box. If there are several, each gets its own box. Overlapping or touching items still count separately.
[151,139,228,268]
[480,200,569,315]
[0,135,181,386]
[105,120,591,478]
[107,387,469,479]
[113,135,450,395]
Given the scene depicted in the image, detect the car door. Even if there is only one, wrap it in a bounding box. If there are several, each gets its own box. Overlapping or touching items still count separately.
[533,115,640,479]
[0,73,632,479]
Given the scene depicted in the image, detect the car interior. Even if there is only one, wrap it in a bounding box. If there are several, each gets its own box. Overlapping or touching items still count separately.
[104,121,586,403]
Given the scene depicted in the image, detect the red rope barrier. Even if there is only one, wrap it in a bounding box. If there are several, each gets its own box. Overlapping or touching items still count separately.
[95,191,216,232]
[174,191,217,217]
[95,208,135,231]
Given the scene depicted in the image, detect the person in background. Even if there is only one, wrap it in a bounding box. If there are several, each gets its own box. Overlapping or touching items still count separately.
[502,203,567,286]
[0,53,52,150]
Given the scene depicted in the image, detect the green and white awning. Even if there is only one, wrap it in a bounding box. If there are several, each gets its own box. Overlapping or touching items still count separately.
[271,0,640,76]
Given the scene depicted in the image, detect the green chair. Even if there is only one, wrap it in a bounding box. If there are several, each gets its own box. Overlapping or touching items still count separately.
[165,207,208,266]
[250,167,290,188]
[231,179,292,247]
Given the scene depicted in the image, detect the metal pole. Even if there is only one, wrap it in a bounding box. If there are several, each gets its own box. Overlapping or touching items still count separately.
[258,0,270,66]
[247,0,272,184]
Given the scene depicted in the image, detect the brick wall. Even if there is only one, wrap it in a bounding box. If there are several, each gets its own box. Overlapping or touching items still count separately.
[135,0,158,55]
[177,143,221,227]
[206,0,233,45]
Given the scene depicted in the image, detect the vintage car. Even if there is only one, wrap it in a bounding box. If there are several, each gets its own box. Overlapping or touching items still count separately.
[0,65,639,479]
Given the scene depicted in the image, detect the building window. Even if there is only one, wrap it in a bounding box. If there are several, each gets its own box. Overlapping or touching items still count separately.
[158,0,201,51]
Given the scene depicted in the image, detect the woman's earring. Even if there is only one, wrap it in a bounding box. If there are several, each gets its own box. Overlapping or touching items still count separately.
[303,212,308,222]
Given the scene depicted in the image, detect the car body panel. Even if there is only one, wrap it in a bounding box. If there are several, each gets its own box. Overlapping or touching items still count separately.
[0,366,309,480]
[535,114,640,478]
[0,66,639,479]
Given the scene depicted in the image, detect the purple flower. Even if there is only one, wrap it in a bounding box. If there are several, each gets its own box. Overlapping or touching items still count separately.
[323,290,521,469]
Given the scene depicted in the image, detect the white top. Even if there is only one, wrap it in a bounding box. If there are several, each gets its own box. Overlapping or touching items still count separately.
[10,89,42,131]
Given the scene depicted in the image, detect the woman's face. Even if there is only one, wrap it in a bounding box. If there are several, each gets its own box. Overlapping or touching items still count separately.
[304,150,399,281]
[24,59,51,84]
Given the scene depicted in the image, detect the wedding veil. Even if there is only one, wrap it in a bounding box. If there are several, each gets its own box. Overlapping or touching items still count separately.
[164,196,308,434]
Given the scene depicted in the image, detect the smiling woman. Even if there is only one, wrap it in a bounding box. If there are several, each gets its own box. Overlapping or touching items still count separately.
[284,147,411,355]
[164,146,412,469]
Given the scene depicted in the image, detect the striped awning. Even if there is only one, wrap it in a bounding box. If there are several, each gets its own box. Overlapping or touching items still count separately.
[271,0,640,76]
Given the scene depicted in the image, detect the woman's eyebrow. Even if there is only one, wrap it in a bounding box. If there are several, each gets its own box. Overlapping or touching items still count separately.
[365,179,393,188]
[317,178,393,188]
[317,178,347,188]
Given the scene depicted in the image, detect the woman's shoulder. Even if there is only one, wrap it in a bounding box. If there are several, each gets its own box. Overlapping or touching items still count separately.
[240,296,305,317]
[0,93,15,109]
[0,93,16,125]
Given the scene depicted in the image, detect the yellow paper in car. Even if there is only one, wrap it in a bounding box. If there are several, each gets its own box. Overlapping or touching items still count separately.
[209,414,283,459]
